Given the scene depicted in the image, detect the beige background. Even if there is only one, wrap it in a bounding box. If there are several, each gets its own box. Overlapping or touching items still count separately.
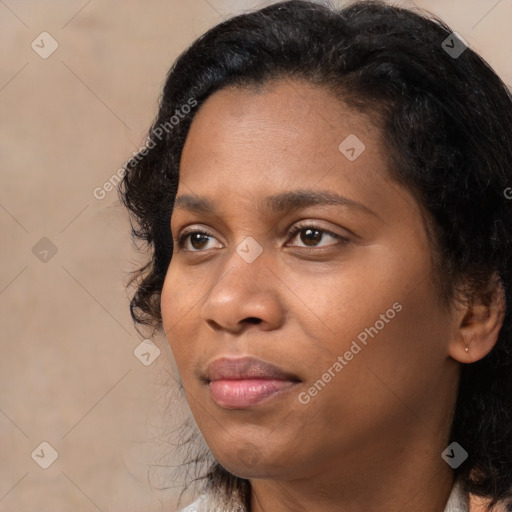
[1,0,511,511]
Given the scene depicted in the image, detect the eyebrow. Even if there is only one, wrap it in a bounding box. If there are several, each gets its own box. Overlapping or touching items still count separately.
[172,189,378,218]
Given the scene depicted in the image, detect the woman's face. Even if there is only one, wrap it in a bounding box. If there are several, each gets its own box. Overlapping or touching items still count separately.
[161,80,460,480]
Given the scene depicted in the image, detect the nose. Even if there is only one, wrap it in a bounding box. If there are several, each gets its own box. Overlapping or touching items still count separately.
[200,254,285,334]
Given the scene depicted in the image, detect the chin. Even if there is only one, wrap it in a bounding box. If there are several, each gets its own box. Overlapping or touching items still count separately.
[213,443,300,481]
[224,466,265,479]
[211,443,265,476]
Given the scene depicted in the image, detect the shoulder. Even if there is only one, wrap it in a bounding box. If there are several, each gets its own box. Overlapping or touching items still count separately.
[444,480,469,512]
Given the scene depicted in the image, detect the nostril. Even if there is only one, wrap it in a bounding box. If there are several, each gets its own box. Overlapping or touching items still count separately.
[245,317,262,324]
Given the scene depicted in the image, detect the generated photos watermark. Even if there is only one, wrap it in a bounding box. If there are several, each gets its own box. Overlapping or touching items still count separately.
[93,97,197,200]
[298,301,403,405]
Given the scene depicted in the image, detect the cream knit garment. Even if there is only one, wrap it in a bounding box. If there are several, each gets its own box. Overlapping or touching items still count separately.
[179,479,469,512]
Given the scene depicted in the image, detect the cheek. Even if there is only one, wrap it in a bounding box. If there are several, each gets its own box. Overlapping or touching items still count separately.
[286,243,427,350]
[305,266,449,418]
[291,238,449,387]
[160,264,203,371]
[285,287,449,458]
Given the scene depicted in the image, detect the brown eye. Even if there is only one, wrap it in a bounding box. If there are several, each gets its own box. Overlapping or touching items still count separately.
[300,228,323,246]
[288,224,347,248]
[189,233,211,250]
[177,230,220,251]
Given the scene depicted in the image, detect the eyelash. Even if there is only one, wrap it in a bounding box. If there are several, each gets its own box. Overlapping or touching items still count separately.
[176,222,348,252]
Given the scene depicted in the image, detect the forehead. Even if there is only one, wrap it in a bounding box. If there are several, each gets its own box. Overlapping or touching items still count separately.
[183,80,381,149]
[173,80,432,256]
[179,80,388,197]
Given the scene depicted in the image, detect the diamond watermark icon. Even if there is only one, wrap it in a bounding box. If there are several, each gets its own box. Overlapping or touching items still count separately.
[31,32,59,59]
[31,441,59,469]
[236,236,263,264]
[134,339,161,366]
[32,237,58,263]
[338,134,365,161]
[441,32,468,59]
[239,442,262,468]
[442,441,468,469]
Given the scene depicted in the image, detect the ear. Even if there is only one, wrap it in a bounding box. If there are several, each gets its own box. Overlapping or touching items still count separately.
[449,275,506,364]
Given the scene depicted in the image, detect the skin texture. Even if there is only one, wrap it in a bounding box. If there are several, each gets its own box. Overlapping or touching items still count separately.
[160,80,505,512]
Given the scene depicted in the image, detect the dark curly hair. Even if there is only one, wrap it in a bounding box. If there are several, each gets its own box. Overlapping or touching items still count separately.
[118,0,512,510]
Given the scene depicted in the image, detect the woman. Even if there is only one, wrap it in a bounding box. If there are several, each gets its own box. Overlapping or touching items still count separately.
[118,1,512,511]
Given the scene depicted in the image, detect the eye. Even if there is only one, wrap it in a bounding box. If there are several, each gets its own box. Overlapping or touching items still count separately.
[287,223,348,248]
[175,222,348,253]
[176,228,221,252]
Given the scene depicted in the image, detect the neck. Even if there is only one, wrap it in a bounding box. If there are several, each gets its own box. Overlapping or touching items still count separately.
[248,431,455,512]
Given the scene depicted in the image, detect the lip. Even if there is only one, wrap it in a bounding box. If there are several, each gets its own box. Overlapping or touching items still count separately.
[205,356,300,381]
[204,356,301,409]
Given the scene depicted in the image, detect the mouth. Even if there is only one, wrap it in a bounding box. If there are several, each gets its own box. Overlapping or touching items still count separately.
[204,356,301,409]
